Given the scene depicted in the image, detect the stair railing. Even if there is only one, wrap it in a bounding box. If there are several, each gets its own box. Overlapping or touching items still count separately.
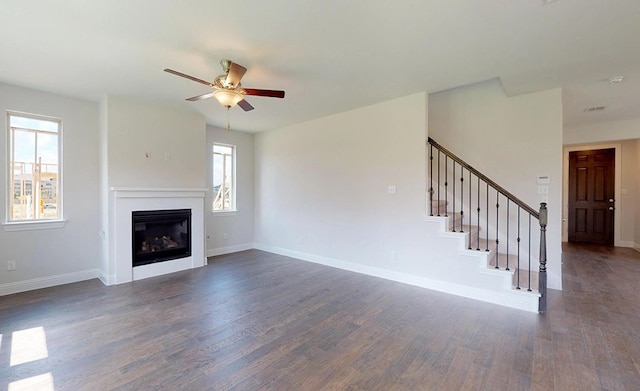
[427,137,547,313]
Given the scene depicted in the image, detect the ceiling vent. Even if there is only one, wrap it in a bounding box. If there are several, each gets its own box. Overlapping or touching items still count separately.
[583,106,606,113]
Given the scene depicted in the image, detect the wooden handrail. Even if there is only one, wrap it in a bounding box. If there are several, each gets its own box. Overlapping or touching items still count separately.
[428,137,539,219]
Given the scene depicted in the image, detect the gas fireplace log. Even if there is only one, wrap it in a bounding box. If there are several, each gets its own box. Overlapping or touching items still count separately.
[140,236,179,253]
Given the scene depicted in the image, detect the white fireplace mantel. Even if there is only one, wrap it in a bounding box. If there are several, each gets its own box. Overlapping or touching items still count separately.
[111,187,209,198]
[108,187,207,285]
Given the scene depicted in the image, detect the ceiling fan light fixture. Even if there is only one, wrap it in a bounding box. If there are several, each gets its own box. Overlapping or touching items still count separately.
[213,89,243,108]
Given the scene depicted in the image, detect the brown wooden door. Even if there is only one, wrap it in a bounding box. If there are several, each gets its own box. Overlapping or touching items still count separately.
[568,149,615,244]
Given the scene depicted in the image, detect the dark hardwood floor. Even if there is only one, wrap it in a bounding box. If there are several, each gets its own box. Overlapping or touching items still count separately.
[1,244,640,390]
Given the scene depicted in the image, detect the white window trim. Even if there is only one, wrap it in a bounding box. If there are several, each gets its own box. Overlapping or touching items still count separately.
[2,219,67,232]
[5,110,64,226]
[211,210,237,216]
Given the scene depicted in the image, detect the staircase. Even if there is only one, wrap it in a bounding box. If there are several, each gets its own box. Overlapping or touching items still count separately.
[426,138,547,313]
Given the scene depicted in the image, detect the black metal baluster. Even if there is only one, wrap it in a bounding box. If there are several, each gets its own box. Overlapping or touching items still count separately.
[486,183,489,252]
[429,144,433,216]
[505,200,510,271]
[451,161,455,230]
[516,207,521,289]
[528,214,532,292]
[476,176,480,250]
[437,150,441,216]
[460,166,464,233]
[468,170,472,250]
[444,157,448,218]
[494,190,499,267]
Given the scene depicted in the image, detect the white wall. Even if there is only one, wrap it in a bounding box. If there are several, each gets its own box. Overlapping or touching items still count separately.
[564,117,640,145]
[254,92,430,273]
[620,140,637,246]
[428,79,564,290]
[0,83,101,293]
[99,97,110,276]
[103,96,207,189]
[206,125,254,256]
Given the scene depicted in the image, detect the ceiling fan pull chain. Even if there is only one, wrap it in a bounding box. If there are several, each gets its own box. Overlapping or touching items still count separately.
[227,107,231,131]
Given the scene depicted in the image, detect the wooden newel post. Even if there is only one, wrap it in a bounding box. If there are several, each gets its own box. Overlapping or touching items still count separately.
[538,202,548,313]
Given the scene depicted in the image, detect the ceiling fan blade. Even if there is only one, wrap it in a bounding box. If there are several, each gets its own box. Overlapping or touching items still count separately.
[186,92,214,101]
[238,99,255,111]
[164,68,213,86]
[243,88,285,98]
[226,62,247,88]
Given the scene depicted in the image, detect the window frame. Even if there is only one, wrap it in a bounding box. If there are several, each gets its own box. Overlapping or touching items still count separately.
[212,142,236,213]
[4,111,64,229]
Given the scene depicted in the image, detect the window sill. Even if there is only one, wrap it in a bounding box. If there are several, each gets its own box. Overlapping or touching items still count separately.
[2,219,67,232]
[211,210,237,216]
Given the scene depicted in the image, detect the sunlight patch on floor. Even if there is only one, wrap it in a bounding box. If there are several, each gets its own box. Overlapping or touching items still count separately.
[8,372,55,391]
[10,327,48,366]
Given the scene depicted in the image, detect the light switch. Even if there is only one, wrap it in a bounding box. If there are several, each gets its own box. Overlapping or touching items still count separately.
[537,176,551,184]
[388,185,397,194]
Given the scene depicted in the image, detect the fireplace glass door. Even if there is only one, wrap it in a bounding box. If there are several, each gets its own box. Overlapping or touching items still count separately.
[132,209,191,267]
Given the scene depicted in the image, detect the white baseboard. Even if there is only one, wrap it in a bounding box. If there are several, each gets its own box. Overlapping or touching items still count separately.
[206,243,254,258]
[253,243,539,313]
[2,245,245,293]
[98,271,114,286]
[0,269,101,296]
[616,240,635,248]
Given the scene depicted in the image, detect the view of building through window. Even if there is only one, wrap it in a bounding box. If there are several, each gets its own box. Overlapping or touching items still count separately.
[8,113,61,221]
[213,143,235,211]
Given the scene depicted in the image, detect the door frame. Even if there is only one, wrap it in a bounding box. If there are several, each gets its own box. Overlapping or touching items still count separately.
[563,143,622,245]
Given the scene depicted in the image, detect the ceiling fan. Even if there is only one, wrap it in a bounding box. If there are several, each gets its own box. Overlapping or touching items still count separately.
[164,59,285,112]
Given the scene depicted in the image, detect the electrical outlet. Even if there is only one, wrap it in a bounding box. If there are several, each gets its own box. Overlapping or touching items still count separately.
[7,260,16,271]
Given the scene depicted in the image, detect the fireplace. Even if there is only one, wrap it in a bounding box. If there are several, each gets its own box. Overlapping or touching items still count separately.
[132,209,191,267]
[110,188,205,285]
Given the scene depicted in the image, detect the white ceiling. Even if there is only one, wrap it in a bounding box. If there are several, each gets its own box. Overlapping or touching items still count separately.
[1,0,639,133]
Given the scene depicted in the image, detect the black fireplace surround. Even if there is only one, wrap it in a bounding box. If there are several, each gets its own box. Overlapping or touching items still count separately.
[132,209,191,267]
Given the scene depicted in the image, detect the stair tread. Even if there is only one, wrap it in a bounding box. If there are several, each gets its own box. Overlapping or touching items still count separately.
[467,238,496,252]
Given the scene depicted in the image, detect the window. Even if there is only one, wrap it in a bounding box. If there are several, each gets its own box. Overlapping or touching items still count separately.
[7,112,61,222]
[213,143,235,211]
